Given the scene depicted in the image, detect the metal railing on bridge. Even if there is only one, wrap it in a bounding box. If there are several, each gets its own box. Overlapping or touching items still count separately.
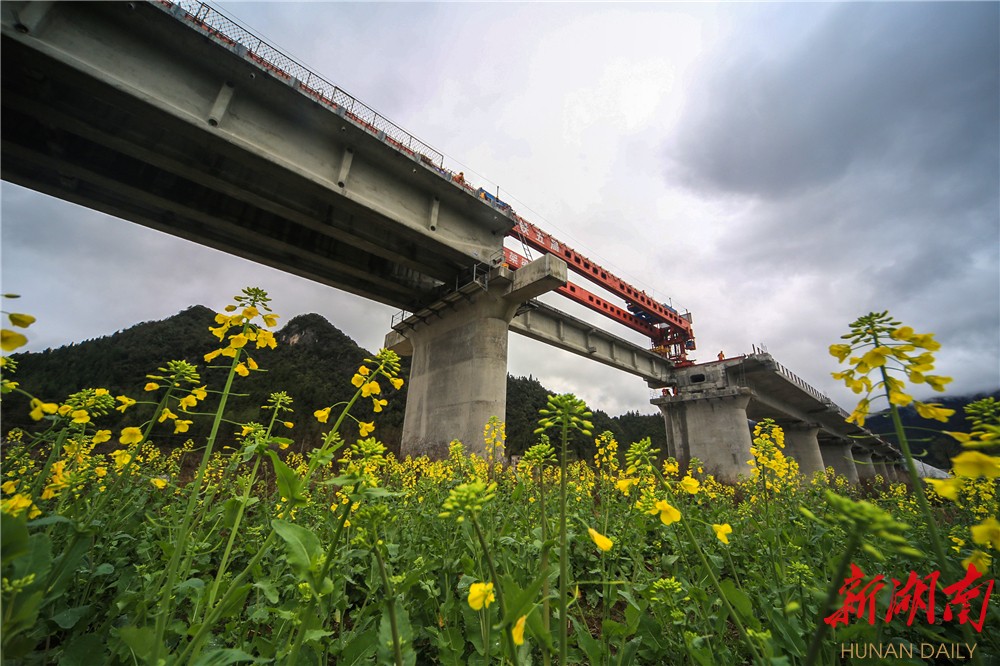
[150,1,481,185]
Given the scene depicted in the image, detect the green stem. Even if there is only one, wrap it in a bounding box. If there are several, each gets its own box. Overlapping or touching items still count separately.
[286,491,354,664]
[205,455,261,613]
[152,344,245,663]
[538,464,552,666]
[654,469,765,665]
[558,421,570,666]
[373,546,404,666]
[180,531,277,663]
[472,516,519,666]
[804,531,861,666]
[879,369,983,666]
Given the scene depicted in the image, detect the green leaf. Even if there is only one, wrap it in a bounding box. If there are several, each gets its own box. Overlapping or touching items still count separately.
[571,616,605,665]
[118,626,159,662]
[216,584,252,619]
[303,629,333,643]
[92,563,115,576]
[191,647,257,666]
[718,578,761,631]
[617,636,642,666]
[26,514,73,528]
[378,605,416,666]
[253,579,279,604]
[525,605,555,652]
[266,451,306,508]
[59,633,106,666]
[0,511,29,566]
[502,564,555,625]
[52,604,92,630]
[271,518,321,580]
[338,628,379,665]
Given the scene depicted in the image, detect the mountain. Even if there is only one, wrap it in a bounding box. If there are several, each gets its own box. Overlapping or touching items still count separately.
[2,307,666,458]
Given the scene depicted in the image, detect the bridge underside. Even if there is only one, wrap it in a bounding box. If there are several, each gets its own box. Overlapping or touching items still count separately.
[2,1,511,310]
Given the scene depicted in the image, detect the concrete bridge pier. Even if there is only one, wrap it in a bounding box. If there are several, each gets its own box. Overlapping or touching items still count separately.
[652,388,754,483]
[852,447,877,482]
[871,454,891,482]
[386,255,566,460]
[819,440,859,483]
[782,423,826,478]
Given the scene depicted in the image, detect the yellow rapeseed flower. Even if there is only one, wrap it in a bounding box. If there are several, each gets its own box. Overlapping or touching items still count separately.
[144,382,159,392]
[926,477,963,500]
[925,375,952,392]
[159,408,177,423]
[150,478,168,490]
[829,344,852,362]
[314,407,331,424]
[120,427,144,445]
[256,329,277,349]
[29,399,58,421]
[970,517,1000,551]
[262,313,279,327]
[229,333,248,349]
[952,451,1000,479]
[713,523,733,545]
[962,550,991,573]
[888,391,913,407]
[467,582,495,610]
[93,430,112,444]
[680,476,700,495]
[650,499,681,526]
[7,313,35,328]
[174,420,193,434]
[512,615,527,646]
[1,493,40,518]
[178,394,198,410]
[1,329,27,351]
[588,527,613,552]
[234,363,249,377]
[361,381,381,398]
[914,401,955,422]
[71,409,90,424]
[390,377,404,390]
[616,478,637,494]
[359,421,375,437]
[110,449,132,470]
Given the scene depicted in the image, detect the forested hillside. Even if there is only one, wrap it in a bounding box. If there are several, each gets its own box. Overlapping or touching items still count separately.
[2,306,666,457]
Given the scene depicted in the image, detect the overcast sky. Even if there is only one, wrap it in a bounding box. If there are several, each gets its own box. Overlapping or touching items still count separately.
[2,1,998,419]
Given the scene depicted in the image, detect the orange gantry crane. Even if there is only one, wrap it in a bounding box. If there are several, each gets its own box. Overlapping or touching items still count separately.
[502,214,695,364]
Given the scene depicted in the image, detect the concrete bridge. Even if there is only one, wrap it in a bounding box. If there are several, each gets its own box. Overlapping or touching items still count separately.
[1,1,899,478]
[653,353,903,482]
